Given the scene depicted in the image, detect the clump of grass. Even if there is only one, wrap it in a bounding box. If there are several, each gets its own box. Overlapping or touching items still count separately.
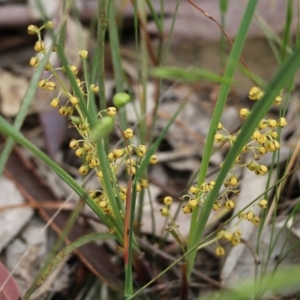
[1,1,300,299]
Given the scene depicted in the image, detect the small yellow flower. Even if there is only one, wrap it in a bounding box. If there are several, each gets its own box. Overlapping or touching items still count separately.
[213,200,221,211]
[149,155,157,164]
[50,98,60,108]
[258,164,268,175]
[223,231,233,241]
[249,86,261,100]
[78,165,89,175]
[123,128,134,139]
[79,50,88,59]
[90,84,99,93]
[106,107,117,117]
[140,179,148,188]
[225,200,235,209]
[231,236,241,246]
[214,133,224,143]
[160,207,169,217]
[89,158,99,168]
[75,147,85,157]
[45,81,56,91]
[58,106,68,116]
[70,96,79,106]
[189,185,198,195]
[44,21,53,29]
[69,139,79,149]
[277,117,287,127]
[239,108,250,119]
[270,130,278,139]
[29,57,39,67]
[182,205,193,214]
[258,146,267,155]
[28,25,39,34]
[233,229,242,237]
[34,40,45,52]
[136,145,147,157]
[252,216,261,226]
[215,246,225,257]
[113,148,124,159]
[258,120,267,130]
[217,122,223,130]
[164,196,173,206]
[246,211,254,221]
[267,119,277,128]
[189,198,198,208]
[259,199,268,209]
[70,65,78,75]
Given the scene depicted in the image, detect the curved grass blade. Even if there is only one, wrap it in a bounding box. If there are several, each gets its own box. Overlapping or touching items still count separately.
[0,117,112,228]
[25,232,115,297]
[186,0,259,276]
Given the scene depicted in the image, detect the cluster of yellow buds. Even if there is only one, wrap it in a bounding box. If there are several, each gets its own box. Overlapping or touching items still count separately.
[28,22,159,218]
[160,196,173,217]
[179,181,216,214]
[249,86,283,106]
[28,22,53,68]
[214,229,243,256]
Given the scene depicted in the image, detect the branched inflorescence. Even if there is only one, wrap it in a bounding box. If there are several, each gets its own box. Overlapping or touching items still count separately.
[29,22,158,218]
[160,86,287,256]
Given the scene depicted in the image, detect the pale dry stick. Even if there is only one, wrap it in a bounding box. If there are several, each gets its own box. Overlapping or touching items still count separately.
[0,201,74,212]
[265,139,300,224]
[241,238,261,264]
[187,0,258,86]
[0,170,94,294]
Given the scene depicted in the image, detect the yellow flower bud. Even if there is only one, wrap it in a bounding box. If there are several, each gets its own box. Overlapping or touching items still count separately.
[189,185,198,195]
[136,145,147,157]
[46,81,56,91]
[182,205,193,214]
[189,199,198,208]
[90,84,99,93]
[239,108,250,119]
[106,107,117,117]
[150,155,157,164]
[123,128,134,139]
[214,133,224,143]
[78,165,89,175]
[58,106,68,116]
[249,86,261,100]
[28,25,39,34]
[44,21,53,29]
[79,50,88,59]
[69,139,79,149]
[29,56,39,67]
[252,216,260,226]
[34,40,45,52]
[70,96,79,106]
[277,117,287,127]
[215,246,225,257]
[50,98,60,108]
[164,196,173,206]
[160,207,170,217]
[267,119,277,128]
[259,199,268,209]
[218,122,223,130]
[225,200,235,209]
[75,147,85,157]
